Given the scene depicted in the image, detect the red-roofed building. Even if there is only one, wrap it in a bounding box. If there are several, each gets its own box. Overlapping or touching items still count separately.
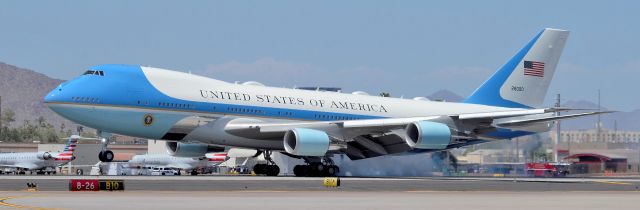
[564,153,628,174]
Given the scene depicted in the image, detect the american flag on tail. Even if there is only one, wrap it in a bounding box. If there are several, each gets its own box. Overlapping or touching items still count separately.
[524,61,545,77]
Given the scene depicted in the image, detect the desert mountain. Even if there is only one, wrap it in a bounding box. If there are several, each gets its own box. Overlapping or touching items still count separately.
[0,62,73,129]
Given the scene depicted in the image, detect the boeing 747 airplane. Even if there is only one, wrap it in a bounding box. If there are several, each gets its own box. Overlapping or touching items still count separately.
[44,28,609,176]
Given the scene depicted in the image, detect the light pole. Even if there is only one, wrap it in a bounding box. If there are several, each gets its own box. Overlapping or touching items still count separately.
[597,89,601,141]
[555,94,561,162]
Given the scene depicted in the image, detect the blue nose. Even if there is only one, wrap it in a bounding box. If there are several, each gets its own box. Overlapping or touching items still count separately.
[44,85,64,103]
[44,91,54,103]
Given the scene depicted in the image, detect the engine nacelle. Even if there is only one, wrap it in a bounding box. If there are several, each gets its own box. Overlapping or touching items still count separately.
[405,121,452,149]
[166,142,224,158]
[37,152,52,160]
[283,128,330,156]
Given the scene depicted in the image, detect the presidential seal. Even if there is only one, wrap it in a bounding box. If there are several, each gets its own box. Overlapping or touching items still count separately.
[143,114,154,126]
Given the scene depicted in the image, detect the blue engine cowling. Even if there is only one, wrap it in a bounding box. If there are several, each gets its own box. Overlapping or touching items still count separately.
[405,121,452,149]
[283,128,330,156]
[166,142,224,157]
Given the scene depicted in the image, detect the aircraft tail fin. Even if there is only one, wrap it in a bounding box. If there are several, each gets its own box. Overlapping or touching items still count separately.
[58,136,79,157]
[464,28,570,108]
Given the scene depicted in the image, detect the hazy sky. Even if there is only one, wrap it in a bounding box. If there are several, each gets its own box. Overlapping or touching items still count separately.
[1,1,638,111]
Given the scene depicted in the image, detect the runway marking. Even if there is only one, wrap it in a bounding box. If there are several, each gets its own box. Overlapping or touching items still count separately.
[404,190,439,193]
[0,195,62,210]
[592,181,633,185]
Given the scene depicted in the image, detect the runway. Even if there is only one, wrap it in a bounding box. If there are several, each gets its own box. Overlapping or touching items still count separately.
[0,176,639,210]
[0,175,639,191]
[0,191,639,210]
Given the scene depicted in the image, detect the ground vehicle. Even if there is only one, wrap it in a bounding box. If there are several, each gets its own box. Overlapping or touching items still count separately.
[526,162,570,177]
[150,167,179,176]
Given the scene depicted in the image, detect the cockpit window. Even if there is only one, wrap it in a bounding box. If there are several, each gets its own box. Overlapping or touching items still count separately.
[83,70,105,76]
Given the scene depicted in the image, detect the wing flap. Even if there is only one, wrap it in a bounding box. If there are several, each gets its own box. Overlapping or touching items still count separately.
[457,107,585,120]
[496,111,614,127]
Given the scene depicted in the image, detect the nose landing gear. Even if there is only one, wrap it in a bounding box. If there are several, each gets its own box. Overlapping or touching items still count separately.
[97,136,114,162]
[98,150,114,162]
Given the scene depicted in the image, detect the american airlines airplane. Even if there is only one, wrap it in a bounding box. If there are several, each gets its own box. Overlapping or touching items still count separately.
[0,135,79,174]
[128,152,227,175]
[44,28,609,177]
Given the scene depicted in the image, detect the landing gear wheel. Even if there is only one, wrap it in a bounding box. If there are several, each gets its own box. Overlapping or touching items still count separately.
[98,150,114,162]
[190,170,198,176]
[326,166,338,177]
[265,165,280,176]
[293,163,339,177]
[103,150,114,162]
[253,164,267,175]
[310,163,325,177]
[252,150,281,176]
[293,165,305,177]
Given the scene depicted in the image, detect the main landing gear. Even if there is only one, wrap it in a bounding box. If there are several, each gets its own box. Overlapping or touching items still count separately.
[293,157,339,177]
[252,150,280,176]
[98,137,114,162]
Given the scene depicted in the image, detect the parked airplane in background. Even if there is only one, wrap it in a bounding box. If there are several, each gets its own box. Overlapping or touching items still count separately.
[128,152,227,175]
[44,28,611,177]
[0,135,80,174]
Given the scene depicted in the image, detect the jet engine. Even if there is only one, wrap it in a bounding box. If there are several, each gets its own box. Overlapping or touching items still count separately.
[166,142,224,158]
[37,152,52,160]
[405,121,452,149]
[283,128,330,156]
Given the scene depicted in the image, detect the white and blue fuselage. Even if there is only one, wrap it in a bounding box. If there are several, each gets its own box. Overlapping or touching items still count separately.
[44,65,529,149]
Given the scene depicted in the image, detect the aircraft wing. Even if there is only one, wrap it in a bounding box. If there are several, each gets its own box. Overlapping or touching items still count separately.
[225,108,591,139]
[6,162,41,170]
[166,163,195,170]
[220,109,610,160]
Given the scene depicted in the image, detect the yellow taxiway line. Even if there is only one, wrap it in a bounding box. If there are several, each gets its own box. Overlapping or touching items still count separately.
[592,180,634,185]
[0,195,62,210]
